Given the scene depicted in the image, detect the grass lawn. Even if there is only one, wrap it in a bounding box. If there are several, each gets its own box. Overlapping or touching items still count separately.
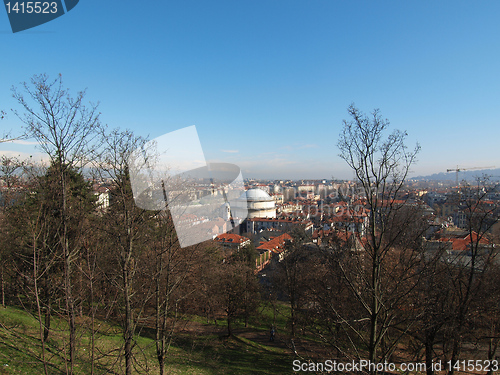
[0,305,295,374]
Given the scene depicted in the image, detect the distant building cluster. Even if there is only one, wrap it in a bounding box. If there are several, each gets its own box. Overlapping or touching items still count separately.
[87,177,500,274]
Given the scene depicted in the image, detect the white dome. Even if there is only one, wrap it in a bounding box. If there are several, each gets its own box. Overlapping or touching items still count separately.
[245,188,273,202]
[232,188,276,220]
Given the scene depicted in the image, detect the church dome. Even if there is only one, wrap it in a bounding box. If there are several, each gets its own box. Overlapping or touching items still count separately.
[245,188,273,202]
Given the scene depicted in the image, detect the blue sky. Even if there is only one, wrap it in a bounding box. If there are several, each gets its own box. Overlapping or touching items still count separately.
[1,1,500,180]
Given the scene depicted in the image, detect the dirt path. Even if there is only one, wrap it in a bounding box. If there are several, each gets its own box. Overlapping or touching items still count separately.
[238,329,291,351]
[174,319,330,359]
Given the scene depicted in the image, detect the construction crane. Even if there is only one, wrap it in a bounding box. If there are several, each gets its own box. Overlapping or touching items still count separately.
[446,165,496,186]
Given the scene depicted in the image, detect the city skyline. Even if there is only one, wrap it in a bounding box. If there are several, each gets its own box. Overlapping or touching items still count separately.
[1,1,500,180]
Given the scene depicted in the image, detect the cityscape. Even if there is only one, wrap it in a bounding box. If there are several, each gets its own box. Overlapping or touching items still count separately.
[1,100,499,373]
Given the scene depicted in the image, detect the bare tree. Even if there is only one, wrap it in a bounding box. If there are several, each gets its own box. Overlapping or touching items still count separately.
[480,263,500,375]
[12,73,101,374]
[93,128,154,375]
[213,259,260,338]
[271,229,308,340]
[1,165,67,375]
[445,177,499,375]
[337,104,421,367]
[0,155,26,307]
[151,211,188,375]
[22,191,52,375]
[407,244,454,375]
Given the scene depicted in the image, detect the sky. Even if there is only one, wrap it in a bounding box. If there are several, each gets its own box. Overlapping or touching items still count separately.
[1,1,500,180]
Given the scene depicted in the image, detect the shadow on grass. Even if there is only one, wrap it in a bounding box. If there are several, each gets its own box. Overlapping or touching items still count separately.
[134,322,292,375]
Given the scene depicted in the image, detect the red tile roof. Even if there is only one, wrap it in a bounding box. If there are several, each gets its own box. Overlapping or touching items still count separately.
[438,232,490,251]
[257,233,293,253]
[214,233,250,245]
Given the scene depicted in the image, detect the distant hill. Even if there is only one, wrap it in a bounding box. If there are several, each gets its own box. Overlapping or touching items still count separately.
[412,168,500,182]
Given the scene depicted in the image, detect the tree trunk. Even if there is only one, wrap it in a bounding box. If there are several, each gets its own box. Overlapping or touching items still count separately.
[43,304,51,342]
[368,257,380,369]
[64,242,76,375]
[486,335,499,375]
[124,260,133,375]
[155,253,166,375]
[33,236,49,375]
[61,167,76,375]
[425,331,436,375]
